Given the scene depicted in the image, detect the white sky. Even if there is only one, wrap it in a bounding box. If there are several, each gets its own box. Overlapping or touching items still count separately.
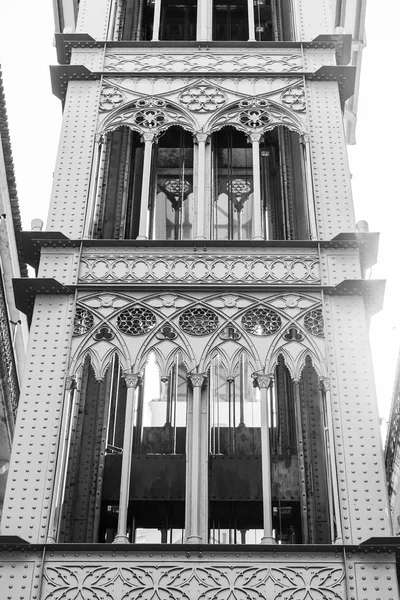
[0,2,398,429]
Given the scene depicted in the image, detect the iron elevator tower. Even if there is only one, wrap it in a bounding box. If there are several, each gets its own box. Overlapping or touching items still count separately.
[1,1,398,599]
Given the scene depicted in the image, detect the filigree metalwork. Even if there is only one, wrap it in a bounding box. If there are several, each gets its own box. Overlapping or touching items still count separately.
[42,563,345,600]
[79,253,321,285]
[179,307,219,336]
[227,179,252,194]
[239,109,271,129]
[73,307,94,336]
[99,86,124,111]
[105,52,303,74]
[117,307,157,336]
[135,97,166,108]
[165,179,191,194]
[239,98,270,109]
[134,109,166,129]
[242,307,282,335]
[179,85,226,112]
[304,309,324,337]
[281,86,306,111]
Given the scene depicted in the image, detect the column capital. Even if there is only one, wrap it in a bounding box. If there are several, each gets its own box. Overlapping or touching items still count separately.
[95,132,106,144]
[141,132,157,143]
[122,372,142,388]
[195,132,209,144]
[247,132,263,144]
[252,373,273,389]
[318,376,330,392]
[65,376,76,391]
[188,373,208,388]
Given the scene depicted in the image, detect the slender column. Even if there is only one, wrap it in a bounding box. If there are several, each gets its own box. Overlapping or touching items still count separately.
[198,0,209,40]
[293,379,309,543]
[47,376,76,543]
[301,135,317,240]
[84,134,105,239]
[107,0,118,40]
[186,373,207,543]
[152,0,162,41]
[247,0,256,41]
[114,373,141,544]
[254,374,276,544]
[194,133,208,239]
[248,133,263,240]
[137,133,155,240]
[319,377,343,544]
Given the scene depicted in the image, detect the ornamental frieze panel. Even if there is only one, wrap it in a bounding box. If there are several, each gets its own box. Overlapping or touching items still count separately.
[104,49,303,74]
[79,252,320,285]
[98,78,306,136]
[42,563,345,600]
[69,291,325,380]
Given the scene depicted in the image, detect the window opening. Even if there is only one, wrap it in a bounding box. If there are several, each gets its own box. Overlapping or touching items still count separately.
[160,1,197,40]
[95,128,144,240]
[212,127,254,241]
[119,0,154,40]
[213,1,248,41]
[208,352,263,543]
[150,127,194,240]
[260,128,308,241]
[254,0,275,40]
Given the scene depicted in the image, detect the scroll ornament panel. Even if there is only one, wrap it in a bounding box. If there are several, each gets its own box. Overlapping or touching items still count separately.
[42,563,345,600]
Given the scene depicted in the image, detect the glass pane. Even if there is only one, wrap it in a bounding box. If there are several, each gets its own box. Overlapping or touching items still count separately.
[161,1,197,40]
[213,1,248,41]
[213,128,254,241]
[139,352,187,453]
[254,0,274,41]
[151,127,194,240]
[209,353,260,455]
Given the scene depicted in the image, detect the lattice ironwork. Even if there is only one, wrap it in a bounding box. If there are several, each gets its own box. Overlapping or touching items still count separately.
[117,307,157,336]
[73,307,94,336]
[241,307,282,335]
[179,307,219,336]
[304,309,324,337]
